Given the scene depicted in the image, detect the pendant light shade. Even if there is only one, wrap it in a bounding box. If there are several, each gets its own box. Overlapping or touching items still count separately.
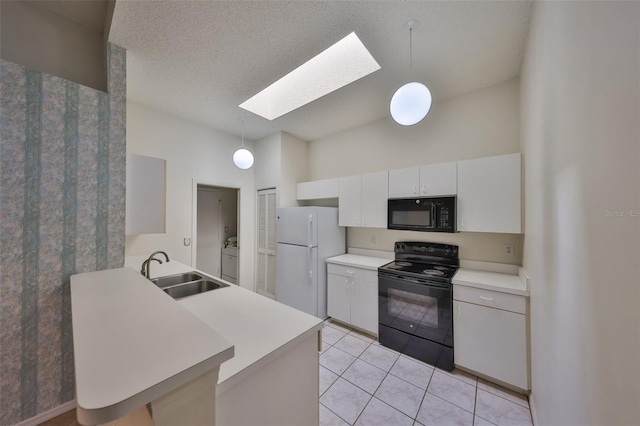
[233,148,254,169]
[390,20,431,126]
[390,82,432,126]
[233,119,254,169]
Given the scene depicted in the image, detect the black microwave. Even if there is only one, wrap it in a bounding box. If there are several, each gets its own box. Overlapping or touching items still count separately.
[387,196,456,232]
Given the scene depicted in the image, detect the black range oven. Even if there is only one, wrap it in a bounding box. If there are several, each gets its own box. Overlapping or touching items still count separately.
[378,241,459,371]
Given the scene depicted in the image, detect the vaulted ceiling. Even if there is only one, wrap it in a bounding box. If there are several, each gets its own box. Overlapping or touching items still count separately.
[109,1,533,141]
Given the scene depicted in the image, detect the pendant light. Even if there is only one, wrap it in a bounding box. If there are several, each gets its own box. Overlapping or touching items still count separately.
[390,20,432,126]
[233,119,254,169]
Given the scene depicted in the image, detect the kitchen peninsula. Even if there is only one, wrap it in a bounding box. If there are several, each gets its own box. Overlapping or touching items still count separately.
[71,260,323,425]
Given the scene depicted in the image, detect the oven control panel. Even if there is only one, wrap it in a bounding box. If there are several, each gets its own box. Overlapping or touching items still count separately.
[394,241,459,258]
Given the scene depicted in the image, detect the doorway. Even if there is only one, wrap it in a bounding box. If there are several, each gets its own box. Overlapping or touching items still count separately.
[193,183,239,283]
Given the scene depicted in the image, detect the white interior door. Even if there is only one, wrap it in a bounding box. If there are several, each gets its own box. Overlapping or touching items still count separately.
[257,189,277,298]
[196,188,221,277]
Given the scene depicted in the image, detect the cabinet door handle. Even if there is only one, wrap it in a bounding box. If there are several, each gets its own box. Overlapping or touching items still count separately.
[458,305,461,316]
[421,184,426,195]
[480,296,494,302]
[344,279,349,288]
[461,218,465,230]
[412,184,418,195]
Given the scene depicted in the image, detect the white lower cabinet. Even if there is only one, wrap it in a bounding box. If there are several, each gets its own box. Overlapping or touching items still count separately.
[327,264,378,335]
[453,285,528,390]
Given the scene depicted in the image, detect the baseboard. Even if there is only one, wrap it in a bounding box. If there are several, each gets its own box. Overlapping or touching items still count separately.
[13,400,76,426]
[529,392,539,425]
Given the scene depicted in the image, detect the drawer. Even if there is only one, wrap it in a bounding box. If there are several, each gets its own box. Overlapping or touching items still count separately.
[221,254,238,279]
[327,263,378,283]
[222,246,238,256]
[453,285,526,314]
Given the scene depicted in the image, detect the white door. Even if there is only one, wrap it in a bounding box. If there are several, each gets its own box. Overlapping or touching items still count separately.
[327,273,351,324]
[257,189,277,298]
[276,207,317,247]
[196,188,221,277]
[338,175,361,227]
[419,162,457,196]
[457,153,521,233]
[388,167,419,198]
[361,171,388,228]
[276,243,318,316]
[351,277,379,335]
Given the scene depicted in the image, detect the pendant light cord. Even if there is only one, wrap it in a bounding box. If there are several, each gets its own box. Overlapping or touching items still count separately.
[241,119,245,148]
[409,27,413,81]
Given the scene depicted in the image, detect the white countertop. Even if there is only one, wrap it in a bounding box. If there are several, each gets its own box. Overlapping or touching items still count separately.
[70,268,234,425]
[179,283,324,394]
[325,254,391,270]
[453,268,529,296]
[72,256,324,424]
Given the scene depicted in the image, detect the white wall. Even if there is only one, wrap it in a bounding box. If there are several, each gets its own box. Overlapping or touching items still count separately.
[0,0,107,92]
[254,132,280,190]
[308,78,520,179]
[307,78,524,264]
[280,131,308,208]
[521,2,639,424]
[125,101,256,290]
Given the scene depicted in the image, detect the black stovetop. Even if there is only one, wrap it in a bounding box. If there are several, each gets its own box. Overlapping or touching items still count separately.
[378,241,460,283]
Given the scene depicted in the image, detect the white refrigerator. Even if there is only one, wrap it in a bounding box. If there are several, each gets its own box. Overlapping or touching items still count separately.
[276,207,345,319]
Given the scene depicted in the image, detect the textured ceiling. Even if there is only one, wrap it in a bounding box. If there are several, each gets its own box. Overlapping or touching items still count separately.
[109,1,533,142]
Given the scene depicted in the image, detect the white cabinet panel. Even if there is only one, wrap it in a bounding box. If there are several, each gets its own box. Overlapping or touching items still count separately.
[361,171,388,228]
[388,167,419,198]
[457,153,521,233]
[339,172,388,228]
[296,182,316,200]
[338,175,361,227]
[454,300,527,389]
[327,274,350,325]
[419,162,457,196]
[126,154,166,235]
[221,253,237,280]
[327,264,378,335]
[389,163,457,198]
[350,278,378,334]
[297,178,339,200]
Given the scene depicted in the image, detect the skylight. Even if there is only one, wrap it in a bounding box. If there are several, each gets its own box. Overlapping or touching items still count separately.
[239,32,381,121]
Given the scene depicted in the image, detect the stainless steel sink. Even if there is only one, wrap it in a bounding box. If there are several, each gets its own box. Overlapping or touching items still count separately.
[151,272,203,289]
[162,280,228,299]
[151,271,229,299]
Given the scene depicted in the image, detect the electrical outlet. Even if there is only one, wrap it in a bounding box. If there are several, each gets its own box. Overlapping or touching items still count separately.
[504,243,514,257]
[370,235,376,245]
[184,237,191,246]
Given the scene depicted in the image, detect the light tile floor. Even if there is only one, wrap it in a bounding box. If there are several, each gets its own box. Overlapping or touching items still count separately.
[320,319,533,426]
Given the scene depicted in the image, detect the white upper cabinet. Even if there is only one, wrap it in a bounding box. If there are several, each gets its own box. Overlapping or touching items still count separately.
[338,175,361,227]
[126,154,166,235]
[419,162,457,196]
[361,172,388,228]
[389,162,457,198]
[339,171,388,228]
[388,167,420,198]
[457,153,521,234]
[297,178,339,200]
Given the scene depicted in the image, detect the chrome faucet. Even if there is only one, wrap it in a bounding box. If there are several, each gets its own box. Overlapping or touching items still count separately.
[141,251,170,278]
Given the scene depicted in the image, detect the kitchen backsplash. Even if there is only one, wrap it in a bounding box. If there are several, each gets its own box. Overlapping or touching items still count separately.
[0,43,126,425]
[348,228,524,265]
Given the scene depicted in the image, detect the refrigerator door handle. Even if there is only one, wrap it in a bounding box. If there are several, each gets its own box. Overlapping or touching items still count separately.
[308,246,313,281]
[307,214,313,248]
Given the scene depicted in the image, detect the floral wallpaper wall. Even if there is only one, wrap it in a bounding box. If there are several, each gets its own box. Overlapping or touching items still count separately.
[0,43,126,425]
